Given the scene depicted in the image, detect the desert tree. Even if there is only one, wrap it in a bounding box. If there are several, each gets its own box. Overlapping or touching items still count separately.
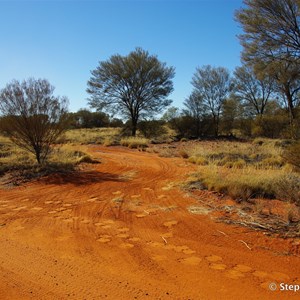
[236,0,300,130]
[191,65,232,136]
[235,0,300,63]
[220,95,241,135]
[87,48,175,136]
[0,78,69,164]
[72,109,110,128]
[183,91,205,138]
[233,65,275,117]
[271,61,300,119]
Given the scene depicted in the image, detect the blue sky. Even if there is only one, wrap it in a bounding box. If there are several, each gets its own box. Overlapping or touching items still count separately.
[0,0,243,113]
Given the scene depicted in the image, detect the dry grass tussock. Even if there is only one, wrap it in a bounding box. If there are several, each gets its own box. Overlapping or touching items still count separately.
[61,127,156,148]
[154,138,300,205]
[61,127,122,145]
[120,137,149,149]
[0,136,99,184]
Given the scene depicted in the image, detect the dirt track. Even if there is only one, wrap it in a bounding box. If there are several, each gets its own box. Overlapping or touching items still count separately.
[0,146,299,300]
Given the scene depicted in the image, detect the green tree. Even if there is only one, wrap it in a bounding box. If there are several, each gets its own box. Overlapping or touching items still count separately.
[236,0,300,63]
[191,65,232,136]
[0,78,69,164]
[87,48,175,136]
[73,109,110,128]
[220,96,241,135]
[183,91,205,138]
[236,0,300,135]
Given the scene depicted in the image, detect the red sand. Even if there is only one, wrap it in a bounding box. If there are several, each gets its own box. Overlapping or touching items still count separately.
[0,146,299,299]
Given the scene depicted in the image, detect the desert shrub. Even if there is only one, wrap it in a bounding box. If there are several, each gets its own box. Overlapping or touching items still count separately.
[138,120,167,138]
[282,141,300,171]
[194,166,279,201]
[178,150,189,158]
[252,115,290,138]
[178,139,300,204]
[275,174,300,206]
[102,137,116,146]
[0,138,98,179]
[274,139,293,148]
[252,138,265,146]
[224,158,246,169]
[260,157,283,168]
[120,137,149,149]
[63,127,122,144]
[188,156,209,165]
[49,146,99,165]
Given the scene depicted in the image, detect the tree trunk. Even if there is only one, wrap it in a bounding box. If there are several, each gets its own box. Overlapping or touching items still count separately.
[196,118,200,138]
[284,86,297,138]
[35,150,41,164]
[213,114,219,137]
[131,119,137,136]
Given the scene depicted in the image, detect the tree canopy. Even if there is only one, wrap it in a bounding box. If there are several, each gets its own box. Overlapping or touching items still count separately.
[87,48,175,136]
[236,0,300,63]
[236,0,300,135]
[233,65,275,116]
[191,65,232,136]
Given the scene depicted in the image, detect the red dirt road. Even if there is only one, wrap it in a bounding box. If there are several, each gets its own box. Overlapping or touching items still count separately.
[0,146,299,299]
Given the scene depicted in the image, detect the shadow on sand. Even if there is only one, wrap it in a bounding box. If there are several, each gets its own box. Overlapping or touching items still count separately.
[40,171,123,186]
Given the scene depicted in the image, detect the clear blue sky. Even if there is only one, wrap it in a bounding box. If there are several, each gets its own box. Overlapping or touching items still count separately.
[0,0,243,113]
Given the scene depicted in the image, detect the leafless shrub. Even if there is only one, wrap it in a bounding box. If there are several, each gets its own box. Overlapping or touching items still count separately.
[0,78,69,164]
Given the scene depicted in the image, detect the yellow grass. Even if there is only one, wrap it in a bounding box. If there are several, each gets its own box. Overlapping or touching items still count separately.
[179,139,299,202]
[120,137,149,148]
[62,127,122,145]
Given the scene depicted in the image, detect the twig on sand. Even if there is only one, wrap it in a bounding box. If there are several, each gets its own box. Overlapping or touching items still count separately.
[161,236,168,244]
[217,230,228,237]
[239,240,252,250]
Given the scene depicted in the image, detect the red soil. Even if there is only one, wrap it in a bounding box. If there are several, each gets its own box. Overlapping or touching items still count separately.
[0,146,299,299]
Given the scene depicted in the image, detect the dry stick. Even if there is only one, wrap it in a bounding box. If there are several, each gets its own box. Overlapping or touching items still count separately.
[217,230,228,237]
[239,240,252,250]
[161,236,168,244]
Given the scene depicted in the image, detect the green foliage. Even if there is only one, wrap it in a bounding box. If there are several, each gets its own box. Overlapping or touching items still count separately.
[87,47,175,136]
[191,65,233,136]
[236,0,300,62]
[236,0,300,127]
[68,109,110,128]
[138,120,167,138]
[233,65,275,116]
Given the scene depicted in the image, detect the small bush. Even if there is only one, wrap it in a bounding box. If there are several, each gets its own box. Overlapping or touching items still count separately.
[261,157,283,168]
[193,166,280,201]
[102,137,116,147]
[120,137,149,149]
[282,141,300,172]
[179,150,189,158]
[275,173,300,206]
[196,157,208,165]
[138,120,167,139]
